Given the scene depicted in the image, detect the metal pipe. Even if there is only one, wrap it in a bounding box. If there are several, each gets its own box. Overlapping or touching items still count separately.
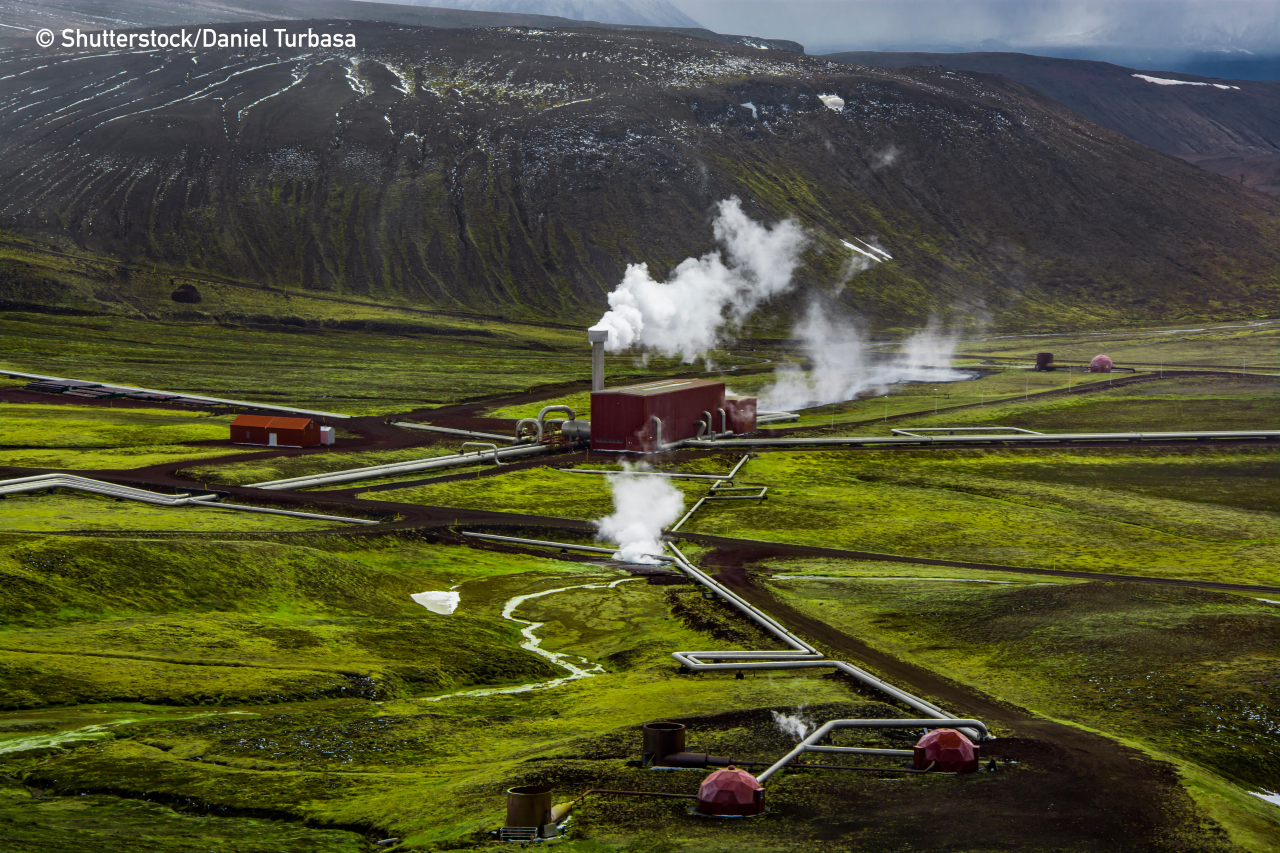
[756,719,988,783]
[460,531,675,563]
[392,421,518,443]
[3,369,349,419]
[891,426,1044,436]
[538,405,576,426]
[669,497,706,533]
[248,442,556,489]
[725,455,752,479]
[665,544,976,737]
[719,408,729,435]
[515,418,542,443]
[185,496,379,525]
[0,474,376,524]
[558,469,734,482]
[702,411,714,441]
[803,746,914,757]
[589,328,608,392]
[683,430,1280,449]
[460,442,502,465]
[452,530,986,772]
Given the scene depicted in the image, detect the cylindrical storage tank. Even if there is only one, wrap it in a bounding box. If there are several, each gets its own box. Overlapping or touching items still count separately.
[695,766,765,816]
[1035,352,1054,371]
[642,722,686,765]
[505,785,553,828]
[913,729,980,773]
[560,420,591,440]
[1089,354,1113,373]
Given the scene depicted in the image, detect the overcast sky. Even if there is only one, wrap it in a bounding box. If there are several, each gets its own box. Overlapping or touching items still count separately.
[671,0,1280,55]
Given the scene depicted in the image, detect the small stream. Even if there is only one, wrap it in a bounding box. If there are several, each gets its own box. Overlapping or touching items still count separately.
[421,576,641,703]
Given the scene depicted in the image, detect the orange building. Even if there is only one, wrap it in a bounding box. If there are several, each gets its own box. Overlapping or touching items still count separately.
[231,414,326,447]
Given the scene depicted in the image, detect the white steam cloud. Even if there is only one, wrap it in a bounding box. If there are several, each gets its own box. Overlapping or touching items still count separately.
[771,707,815,741]
[594,465,685,564]
[761,306,971,411]
[590,198,806,363]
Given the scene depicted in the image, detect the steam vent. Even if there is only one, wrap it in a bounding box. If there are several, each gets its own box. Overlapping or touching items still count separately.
[695,766,766,817]
[913,729,981,773]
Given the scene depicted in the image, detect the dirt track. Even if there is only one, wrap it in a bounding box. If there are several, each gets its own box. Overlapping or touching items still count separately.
[700,547,1223,851]
[4,384,1272,848]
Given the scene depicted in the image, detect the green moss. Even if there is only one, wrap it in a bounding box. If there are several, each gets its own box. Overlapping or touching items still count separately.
[180,446,458,487]
[0,775,368,853]
[758,567,1280,835]
[683,447,1279,586]
[0,493,333,533]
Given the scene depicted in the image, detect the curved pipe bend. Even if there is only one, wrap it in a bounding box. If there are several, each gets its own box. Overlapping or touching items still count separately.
[538,405,575,425]
[515,418,542,443]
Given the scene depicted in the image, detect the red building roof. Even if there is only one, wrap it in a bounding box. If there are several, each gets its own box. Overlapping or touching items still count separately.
[231,415,315,430]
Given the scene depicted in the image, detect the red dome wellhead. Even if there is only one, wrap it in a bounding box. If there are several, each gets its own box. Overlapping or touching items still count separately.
[914,728,981,773]
[695,765,766,816]
[1090,354,1114,373]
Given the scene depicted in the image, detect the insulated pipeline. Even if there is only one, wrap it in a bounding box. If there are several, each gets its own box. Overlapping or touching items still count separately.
[684,430,1280,450]
[248,442,557,489]
[454,530,988,780]
[665,544,980,741]
[0,474,376,525]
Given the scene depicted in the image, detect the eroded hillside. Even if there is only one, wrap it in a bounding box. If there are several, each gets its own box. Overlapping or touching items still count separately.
[0,21,1275,327]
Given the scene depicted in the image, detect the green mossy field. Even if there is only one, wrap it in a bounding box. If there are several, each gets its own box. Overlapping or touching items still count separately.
[0,309,710,417]
[1,319,1277,850]
[179,446,458,487]
[0,402,262,470]
[0,493,337,533]
[371,445,1279,586]
[759,563,1280,848]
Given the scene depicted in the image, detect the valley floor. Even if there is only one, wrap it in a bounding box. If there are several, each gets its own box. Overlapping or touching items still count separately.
[0,319,1277,851]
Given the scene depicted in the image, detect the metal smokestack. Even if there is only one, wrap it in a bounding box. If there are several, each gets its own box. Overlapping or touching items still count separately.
[589,328,608,391]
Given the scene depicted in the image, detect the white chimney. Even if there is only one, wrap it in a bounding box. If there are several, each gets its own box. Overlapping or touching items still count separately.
[588,327,608,391]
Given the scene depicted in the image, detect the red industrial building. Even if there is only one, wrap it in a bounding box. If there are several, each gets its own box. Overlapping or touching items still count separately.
[231,414,332,448]
[589,379,756,452]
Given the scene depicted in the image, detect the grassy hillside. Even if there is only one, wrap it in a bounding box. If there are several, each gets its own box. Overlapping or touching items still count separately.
[0,23,1276,329]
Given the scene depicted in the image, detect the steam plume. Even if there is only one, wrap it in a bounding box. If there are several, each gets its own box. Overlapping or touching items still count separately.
[771,707,815,741]
[762,305,970,411]
[594,464,685,564]
[591,198,806,362]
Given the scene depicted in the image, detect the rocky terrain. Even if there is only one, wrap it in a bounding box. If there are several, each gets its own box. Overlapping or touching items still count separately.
[0,20,1275,328]
[828,51,1280,194]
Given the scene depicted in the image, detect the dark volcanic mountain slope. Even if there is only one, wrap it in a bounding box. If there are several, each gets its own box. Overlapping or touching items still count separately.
[0,22,1275,328]
[828,51,1280,194]
[0,0,804,53]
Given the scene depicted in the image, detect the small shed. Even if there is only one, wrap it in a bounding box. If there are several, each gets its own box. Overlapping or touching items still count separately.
[231,414,323,448]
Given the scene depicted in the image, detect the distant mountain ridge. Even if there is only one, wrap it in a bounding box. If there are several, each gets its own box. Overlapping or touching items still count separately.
[0,0,802,53]
[827,51,1280,194]
[380,0,702,28]
[0,20,1274,331]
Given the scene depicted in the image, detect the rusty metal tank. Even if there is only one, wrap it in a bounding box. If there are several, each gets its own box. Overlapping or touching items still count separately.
[1035,352,1054,371]
[505,785,553,828]
[642,722,686,766]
